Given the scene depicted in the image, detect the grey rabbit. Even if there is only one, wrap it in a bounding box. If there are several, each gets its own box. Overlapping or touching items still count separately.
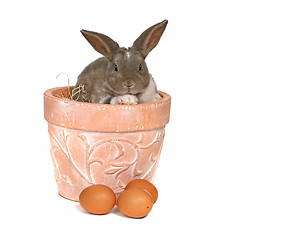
[74,20,168,104]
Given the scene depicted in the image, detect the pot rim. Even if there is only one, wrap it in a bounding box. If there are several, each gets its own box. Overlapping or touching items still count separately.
[44,86,171,132]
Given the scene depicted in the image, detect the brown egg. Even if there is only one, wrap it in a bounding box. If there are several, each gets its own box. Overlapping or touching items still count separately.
[125,179,158,203]
[117,188,153,218]
[79,184,116,215]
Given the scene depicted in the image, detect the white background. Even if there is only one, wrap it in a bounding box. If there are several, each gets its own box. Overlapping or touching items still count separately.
[1,0,291,239]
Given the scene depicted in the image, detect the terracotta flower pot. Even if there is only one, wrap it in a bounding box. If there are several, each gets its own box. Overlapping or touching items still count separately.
[44,87,171,201]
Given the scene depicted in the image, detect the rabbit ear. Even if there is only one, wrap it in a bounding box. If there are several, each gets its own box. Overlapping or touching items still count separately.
[81,30,120,61]
[132,20,168,58]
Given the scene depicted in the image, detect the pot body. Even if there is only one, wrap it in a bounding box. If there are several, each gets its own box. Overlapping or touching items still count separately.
[44,87,171,201]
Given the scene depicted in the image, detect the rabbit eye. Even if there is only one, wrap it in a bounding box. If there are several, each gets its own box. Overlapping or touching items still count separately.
[139,63,142,71]
[114,63,118,72]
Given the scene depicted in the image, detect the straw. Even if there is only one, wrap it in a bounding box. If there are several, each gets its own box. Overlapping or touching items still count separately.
[55,73,87,101]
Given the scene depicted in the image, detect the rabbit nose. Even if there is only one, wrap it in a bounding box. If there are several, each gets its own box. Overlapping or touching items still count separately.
[124,83,135,88]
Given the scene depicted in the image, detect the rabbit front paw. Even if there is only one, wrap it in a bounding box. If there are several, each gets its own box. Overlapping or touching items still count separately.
[110,94,138,105]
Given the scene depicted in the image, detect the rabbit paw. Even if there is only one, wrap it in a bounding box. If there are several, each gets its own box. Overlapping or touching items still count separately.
[110,94,138,105]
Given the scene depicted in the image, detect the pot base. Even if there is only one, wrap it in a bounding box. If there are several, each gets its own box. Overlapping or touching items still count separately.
[49,123,165,201]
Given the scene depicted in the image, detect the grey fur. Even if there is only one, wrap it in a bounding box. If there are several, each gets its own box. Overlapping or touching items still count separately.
[74,20,168,104]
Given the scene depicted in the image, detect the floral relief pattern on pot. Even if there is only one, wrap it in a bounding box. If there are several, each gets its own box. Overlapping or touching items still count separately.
[48,123,165,201]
